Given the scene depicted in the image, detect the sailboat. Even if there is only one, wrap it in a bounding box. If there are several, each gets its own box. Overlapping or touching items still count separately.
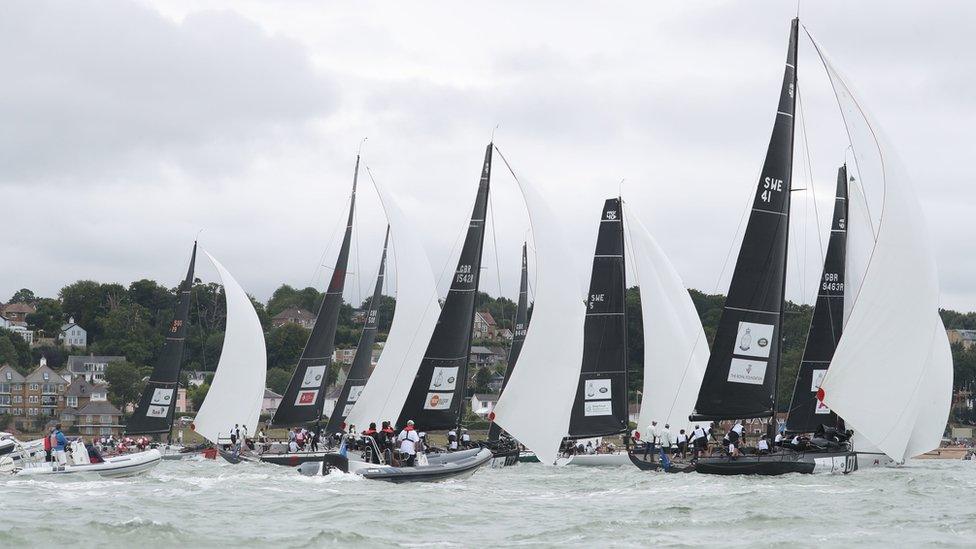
[784,166,848,437]
[484,243,529,466]
[690,17,950,475]
[557,198,631,467]
[302,145,495,481]
[260,155,360,465]
[261,227,390,467]
[126,242,197,460]
[193,251,267,464]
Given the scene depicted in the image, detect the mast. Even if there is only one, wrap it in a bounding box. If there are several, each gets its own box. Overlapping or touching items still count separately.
[690,18,798,422]
[272,156,358,427]
[325,226,390,434]
[568,198,628,437]
[395,143,492,430]
[126,241,196,438]
[488,242,529,442]
[785,166,847,433]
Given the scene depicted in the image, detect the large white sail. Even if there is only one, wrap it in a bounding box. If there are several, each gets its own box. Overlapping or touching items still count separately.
[491,175,586,466]
[811,33,951,463]
[193,251,267,444]
[344,180,441,429]
[627,208,709,434]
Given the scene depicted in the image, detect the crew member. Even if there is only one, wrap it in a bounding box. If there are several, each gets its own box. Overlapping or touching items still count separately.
[397,420,420,466]
[52,424,68,465]
[676,429,688,459]
[447,429,458,451]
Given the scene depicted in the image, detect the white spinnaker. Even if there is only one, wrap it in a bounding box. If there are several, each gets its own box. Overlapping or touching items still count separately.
[811,33,951,462]
[491,176,585,466]
[344,180,440,429]
[628,208,709,434]
[193,252,266,444]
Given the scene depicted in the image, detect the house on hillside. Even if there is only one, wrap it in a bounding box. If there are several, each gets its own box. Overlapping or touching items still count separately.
[321,386,343,421]
[333,347,356,365]
[24,359,67,421]
[272,307,315,329]
[59,317,87,349]
[66,355,126,382]
[948,329,976,350]
[75,400,123,437]
[469,346,499,368]
[1,302,36,323]
[262,388,283,415]
[470,393,500,417]
[0,365,26,416]
[472,311,498,340]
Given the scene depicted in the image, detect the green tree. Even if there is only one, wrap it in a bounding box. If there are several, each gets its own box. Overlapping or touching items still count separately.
[92,302,160,365]
[266,368,291,395]
[31,345,67,370]
[128,279,176,329]
[59,280,128,342]
[26,298,64,335]
[0,331,31,375]
[473,366,492,393]
[266,285,323,317]
[104,361,148,416]
[362,294,396,335]
[266,324,310,370]
[9,288,37,305]
[188,383,210,411]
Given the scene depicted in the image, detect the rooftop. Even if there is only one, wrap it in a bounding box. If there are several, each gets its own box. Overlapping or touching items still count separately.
[272,307,315,321]
[77,401,122,416]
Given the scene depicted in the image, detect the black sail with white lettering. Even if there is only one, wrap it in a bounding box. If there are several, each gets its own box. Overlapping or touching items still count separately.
[568,198,628,437]
[325,226,390,434]
[691,19,798,421]
[488,242,529,441]
[127,242,196,436]
[786,166,847,433]
[273,156,359,426]
[396,144,491,430]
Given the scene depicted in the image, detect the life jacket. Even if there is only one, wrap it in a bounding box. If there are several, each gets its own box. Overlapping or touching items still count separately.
[44,434,53,451]
[363,428,377,437]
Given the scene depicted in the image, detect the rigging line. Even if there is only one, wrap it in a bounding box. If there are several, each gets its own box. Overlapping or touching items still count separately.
[798,87,827,282]
[488,183,504,299]
[309,195,349,290]
[493,144,540,317]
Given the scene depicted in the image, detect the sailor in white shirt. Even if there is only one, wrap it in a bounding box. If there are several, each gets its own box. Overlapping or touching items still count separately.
[757,435,770,454]
[660,424,673,455]
[397,420,421,466]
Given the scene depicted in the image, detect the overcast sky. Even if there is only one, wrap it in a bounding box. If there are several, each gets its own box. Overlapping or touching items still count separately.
[2,1,973,312]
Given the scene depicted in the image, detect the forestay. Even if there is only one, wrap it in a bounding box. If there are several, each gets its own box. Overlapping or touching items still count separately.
[810,30,951,462]
[492,170,586,466]
[627,209,709,433]
[193,252,267,444]
[344,178,441,430]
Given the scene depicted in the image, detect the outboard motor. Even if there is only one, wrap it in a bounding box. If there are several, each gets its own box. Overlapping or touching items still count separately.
[296,454,350,477]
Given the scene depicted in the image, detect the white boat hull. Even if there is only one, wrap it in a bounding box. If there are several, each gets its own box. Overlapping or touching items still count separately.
[556,452,631,467]
[16,449,162,478]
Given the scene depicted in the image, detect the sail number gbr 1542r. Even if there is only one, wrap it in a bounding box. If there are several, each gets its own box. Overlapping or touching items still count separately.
[760,176,783,204]
[456,264,475,284]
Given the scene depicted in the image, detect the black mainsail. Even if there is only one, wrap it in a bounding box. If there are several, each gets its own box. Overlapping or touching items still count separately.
[785,166,847,433]
[273,157,358,426]
[691,18,798,422]
[396,144,492,430]
[488,242,529,442]
[568,198,628,437]
[127,242,197,436]
[325,226,390,434]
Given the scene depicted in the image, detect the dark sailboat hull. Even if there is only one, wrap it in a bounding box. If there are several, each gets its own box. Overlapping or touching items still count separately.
[694,449,857,475]
[259,451,333,467]
[627,452,695,473]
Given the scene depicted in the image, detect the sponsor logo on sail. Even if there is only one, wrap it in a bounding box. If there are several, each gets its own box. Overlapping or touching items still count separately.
[429,367,459,391]
[584,379,612,401]
[734,322,775,359]
[584,401,613,416]
[150,388,174,405]
[147,405,169,418]
[295,390,318,406]
[727,359,767,385]
[424,392,453,410]
[302,366,327,389]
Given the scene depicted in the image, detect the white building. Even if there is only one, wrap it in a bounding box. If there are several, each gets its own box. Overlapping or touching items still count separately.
[65,355,125,382]
[59,317,87,348]
[470,393,500,417]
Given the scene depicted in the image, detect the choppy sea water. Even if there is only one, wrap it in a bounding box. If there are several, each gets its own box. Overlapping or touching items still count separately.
[2,458,975,547]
